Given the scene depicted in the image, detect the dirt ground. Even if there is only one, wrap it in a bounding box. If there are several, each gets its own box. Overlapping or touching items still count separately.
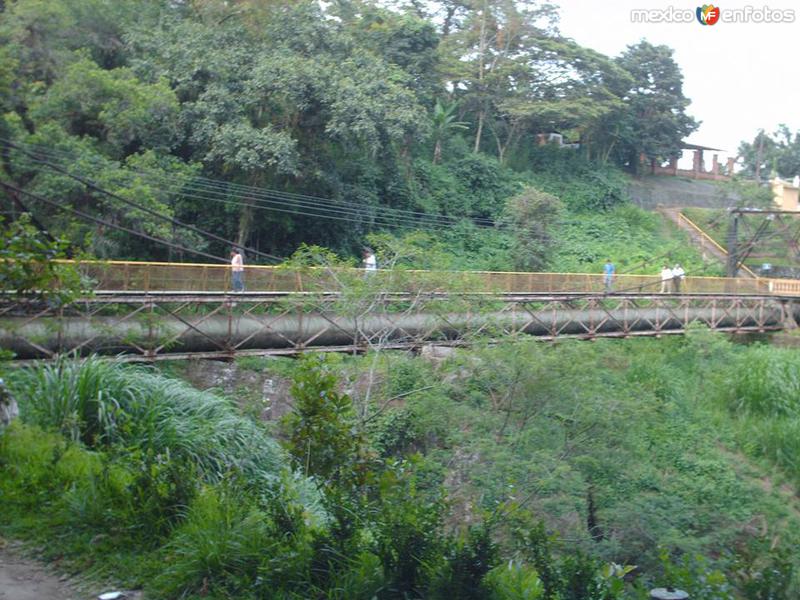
[0,543,80,600]
[0,542,141,600]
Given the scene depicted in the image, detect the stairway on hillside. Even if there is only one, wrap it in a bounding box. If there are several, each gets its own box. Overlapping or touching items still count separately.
[658,207,758,278]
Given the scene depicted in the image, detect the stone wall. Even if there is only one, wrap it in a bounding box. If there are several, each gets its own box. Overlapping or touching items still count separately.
[628,176,739,209]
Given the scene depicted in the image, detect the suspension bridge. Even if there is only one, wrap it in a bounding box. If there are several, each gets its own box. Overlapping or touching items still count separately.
[2,260,799,362]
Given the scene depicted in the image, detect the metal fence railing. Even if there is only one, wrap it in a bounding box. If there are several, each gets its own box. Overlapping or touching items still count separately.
[677,212,759,278]
[37,259,800,297]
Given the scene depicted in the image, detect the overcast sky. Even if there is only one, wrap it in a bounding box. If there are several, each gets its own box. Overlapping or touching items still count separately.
[555,0,800,163]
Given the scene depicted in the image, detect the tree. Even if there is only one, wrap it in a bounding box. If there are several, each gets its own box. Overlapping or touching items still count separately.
[284,354,364,485]
[351,6,441,103]
[490,39,631,164]
[442,0,559,154]
[127,1,428,249]
[0,0,140,83]
[0,0,703,262]
[441,1,629,164]
[738,126,800,180]
[31,56,180,158]
[502,186,563,271]
[0,213,85,302]
[614,41,698,173]
[716,177,775,210]
[4,118,204,259]
[431,99,468,164]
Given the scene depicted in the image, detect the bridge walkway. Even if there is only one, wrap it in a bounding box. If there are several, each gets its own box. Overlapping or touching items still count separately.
[3,261,800,361]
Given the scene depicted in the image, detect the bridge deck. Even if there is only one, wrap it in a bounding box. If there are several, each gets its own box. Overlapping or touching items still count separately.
[9,290,796,304]
[4,260,800,361]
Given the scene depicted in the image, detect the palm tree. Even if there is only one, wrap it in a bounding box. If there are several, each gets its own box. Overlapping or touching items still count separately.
[431,100,468,164]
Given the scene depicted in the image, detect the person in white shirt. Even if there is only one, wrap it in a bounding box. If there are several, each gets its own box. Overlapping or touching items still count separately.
[672,263,685,293]
[362,248,377,274]
[231,248,245,292]
[660,265,673,293]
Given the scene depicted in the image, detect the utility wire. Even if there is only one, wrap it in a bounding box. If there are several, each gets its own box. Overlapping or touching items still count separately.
[1,185,63,248]
[0,181,230,264]
[170,173,497,227]
[1,139,496,229]
[26,139,497,226]
[1,140,282,263]
[13,152,476,232]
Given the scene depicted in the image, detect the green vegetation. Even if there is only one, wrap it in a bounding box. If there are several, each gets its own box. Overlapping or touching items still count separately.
[0,0,699,268]
[550,205,716,275]
[0,214,87,302]
[365,163,712,275]
[4,333,800,598]
[2,1,795,597]
[682,208,730,248]
[739,126,800,180]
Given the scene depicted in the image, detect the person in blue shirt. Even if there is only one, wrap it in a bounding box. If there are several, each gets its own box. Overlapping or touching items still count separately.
[603,259,615,293]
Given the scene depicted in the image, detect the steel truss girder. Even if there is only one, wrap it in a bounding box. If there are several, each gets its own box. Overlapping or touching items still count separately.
[0,293,791,361]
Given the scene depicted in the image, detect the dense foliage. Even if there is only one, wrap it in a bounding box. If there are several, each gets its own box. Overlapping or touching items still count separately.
[3,332,800,598]
[0,0,698,265]
[0,213,86,302]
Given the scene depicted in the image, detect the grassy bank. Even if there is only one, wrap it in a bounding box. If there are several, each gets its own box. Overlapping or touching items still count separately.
[3,332,800,598]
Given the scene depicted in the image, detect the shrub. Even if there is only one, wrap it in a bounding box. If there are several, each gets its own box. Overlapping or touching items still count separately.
[502,187,564,272]
[657,550,734,600]
[431,525,499,600]
[0,213,88,304]
[373,407,424,457]
[0,421,179,543]
[374,460,446,598]
[283,354,368,486]
[0,421,72,512]
[524,148,630,212]
[484,561,545,600]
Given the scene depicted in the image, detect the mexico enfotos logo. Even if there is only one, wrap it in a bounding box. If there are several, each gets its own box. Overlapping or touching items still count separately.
[631,5,796,24]
[696,4,721,24]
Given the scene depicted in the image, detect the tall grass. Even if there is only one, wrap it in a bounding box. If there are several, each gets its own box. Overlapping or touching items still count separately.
[10,356,284,484]
[153,486,276,598]
[732,346,800,418]
[742,418,800,479]
[16,357,131,445]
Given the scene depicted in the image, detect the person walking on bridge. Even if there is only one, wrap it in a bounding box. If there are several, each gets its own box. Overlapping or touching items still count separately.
[603,258,615,293]
[660,264,673,293]
[363,247,377,275]
[231,247,245,292]
[672,263,685,293]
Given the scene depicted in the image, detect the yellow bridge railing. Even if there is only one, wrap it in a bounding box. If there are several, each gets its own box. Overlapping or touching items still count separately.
[42,259,800,297]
